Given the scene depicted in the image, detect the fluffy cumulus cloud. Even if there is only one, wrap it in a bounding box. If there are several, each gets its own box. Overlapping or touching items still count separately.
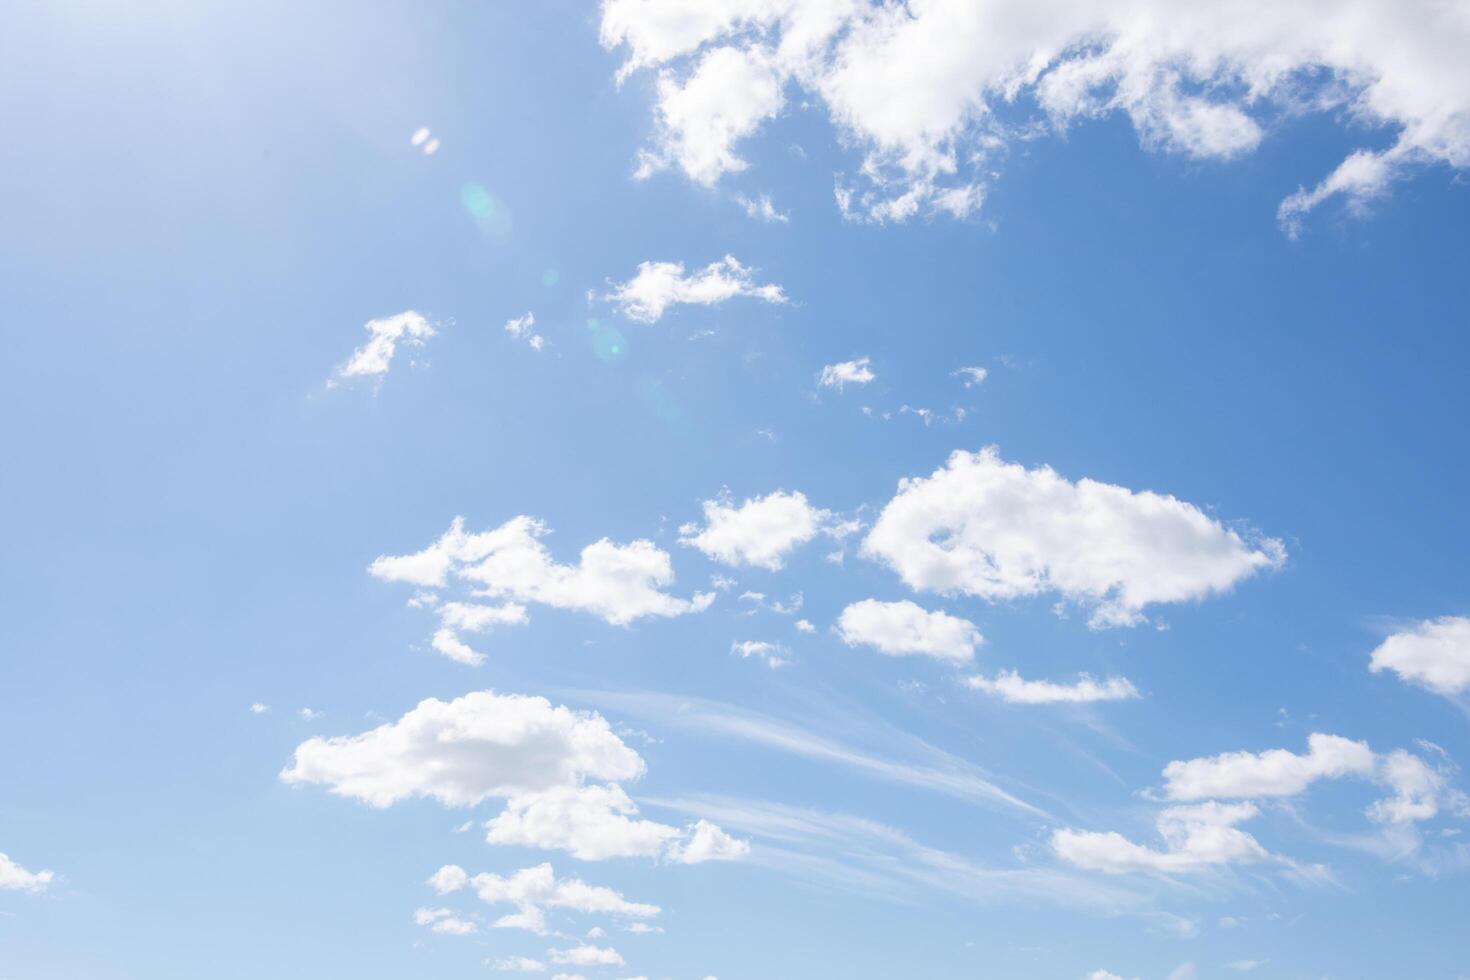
[965,670,1139,704]
[1053,801,1275,874]
[835,598,982,664]
[0,852,54,893]
[371,517,714,642]
[601,0,1470,229]
[505,312,546,350]
[429,861,659,935]
[279,691,646,808]
[818,357,876,390]
[666,819,752,863]
[730,639,791,669]
[1369,616,1470,697]
[414,906,478,935]
[606,255,786,323]
[862,448,1284,628]
[332,310,435,384]
[549,944,625,967]
[680,490,836,570]
[1161,733,1449,825]
[281,690,747,863]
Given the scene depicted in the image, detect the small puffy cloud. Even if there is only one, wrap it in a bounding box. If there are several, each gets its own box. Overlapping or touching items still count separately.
[835,599,982,664]
[965,671,1139,704]
[680,490,833,570]
[414,906,477,935]
[1053,802,1273,874]
[506,312,546,351]
[607,255,785,323]
[863,448,1284,628]
[548,944,625,967]
[332,311,434,385]
[730,640,790,669]
[954,366,988,387]
[1369,616,1470,697]
[0,852,54,893]
[279,690,646,808]
[371,516,714,628]
[818,357,876,390]
[667,819,752,863]
[736,193,789,223]
[794,618,815,633]
[298,707,323,721]
[249,703,269,714]
[434,862,659,935]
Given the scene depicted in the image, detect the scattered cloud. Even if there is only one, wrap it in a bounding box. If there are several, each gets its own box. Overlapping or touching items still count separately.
[1053,802,1277,874]
[601,0,1470,229]
[0,852,54,893]
[371,516,713,629]
[731,640,790,669]
[835,598,982,664]
[680,490,837,570]
[818,357,876,391]
[863,447,1284,628]
[430,862,658,935]
[506,312,546,350]
[666,819,753,863]
[414,906,477,935]
[607,256,785,323]
[954,366,988,388]
[249,703,269,714]
[331,311,435,386]
[736,193,789,222]
[548,944,625,967]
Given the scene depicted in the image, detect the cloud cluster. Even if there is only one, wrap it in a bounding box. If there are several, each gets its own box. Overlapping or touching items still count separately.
[429,861,659,935]
[601,0,1470,229]
[607,255,785,323]
[505,312,546,351]
[280,690,746,863]
[371,516,713,661]
[862,448,1283,628]
[332,311,435,384]
[1053,801,1274,874]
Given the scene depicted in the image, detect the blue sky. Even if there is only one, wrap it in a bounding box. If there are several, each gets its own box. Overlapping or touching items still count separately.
[3,3,1470,979]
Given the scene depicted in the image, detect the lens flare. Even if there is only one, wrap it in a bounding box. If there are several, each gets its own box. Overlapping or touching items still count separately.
[587,318,627,364]
[460,182,512,240]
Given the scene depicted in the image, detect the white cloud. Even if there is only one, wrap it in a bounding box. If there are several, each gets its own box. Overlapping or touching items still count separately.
[625,922,662,934]
[0,852,54,893]
[1053,802,1274,874]
[736,193,789,222]
[835,598,982,664]
[298,707,323,721]
[1085,972,1137,980]
[249,702,269,714]
[495,956,548,972]
[279,690,646,808]
[818,357,876,390]
[602,0,1470,229]
[332,311,434,384]
[730,640,790,669]
[1369,616,1470,697]
[506,312,546,350]
[1163,733,1451,826]
[954,366,988,388]
[667,819,753,863]
[548,944,625,967]
[371,516,714,627]
[607,255,785,323]
[680,490,833,570]
[1225,961,1268,972]
[283,690,744,863]
[794,618,815,633]
[965,670,1139,704]
[486,784,685,861]
[414,906,478,935]
[432,862,659,935]
[862,448,1284,628]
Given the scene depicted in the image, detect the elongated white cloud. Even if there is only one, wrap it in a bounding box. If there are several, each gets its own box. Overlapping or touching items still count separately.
[280,691,645,808]
[281,690,747,863]
[371,516,714,627]
[0,852,54,892]
[835,598,982,664]
[1163,733,1449,826]
[495,957,547,973]
[601,0,1470,229]
[965,670,1139,704]
[818,357,876,390]
[332,311,434,384]
[415,906,477,935]
[680,490,833,570]
[549,944,624,967]
[1369,617,1470,697]
[607,255,786,323]
[1053,802,1274,874]
[430,862,658,935]
[862,448,1284,628]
